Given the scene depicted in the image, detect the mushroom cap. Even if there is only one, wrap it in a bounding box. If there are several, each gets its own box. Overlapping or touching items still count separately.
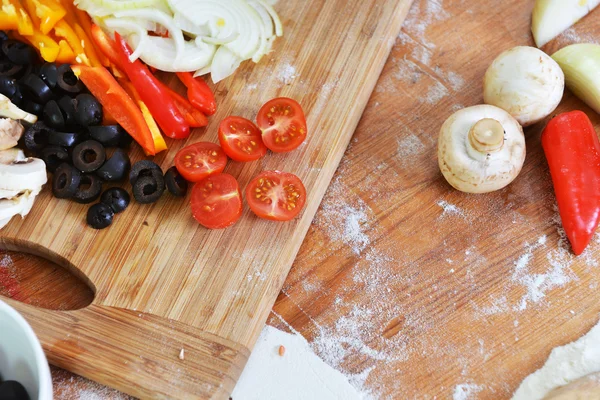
[483,46,564,127]
[438,104,526,194]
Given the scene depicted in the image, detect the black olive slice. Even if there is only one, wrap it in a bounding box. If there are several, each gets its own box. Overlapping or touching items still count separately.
[74,93,103,127]
[38,62,58,90]
[96,149,130,182]
[164,166,188,197]
[48,130,84,148]
[87,203,114,229]
[132,175,165,204]
[0,31,8,43]
[21,74,53,104]
[73,174,103,204]
[41,146,69,173]
[58,95,77,127]
[10,84,22,106]
[52,163,81,199]
[0,61,22,78]
[2,40,37,65]
[23,121,51,152]
[129,160,162,185]
[57,64,83,94]
[0,76,17,98]
[72,140,106,173]
[88,125,129,147]
[24,101,43,117]
[101,187,130,214]
[43,100,65,129]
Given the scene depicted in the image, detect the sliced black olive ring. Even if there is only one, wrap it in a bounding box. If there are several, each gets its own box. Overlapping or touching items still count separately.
[23,121,51,153]
[73,174,103,204]
[87,203,114,230]
[96,149,130,182]
[21,73,53,104]
[129,160,162,185]
[52,163,81,199]
[72,140,106,173]
[164,166,188,197]
[101,187,130,214]
[41,146,69,173]
[133,175,165,204]
[88,125,129,148]
[57,64,83,94]
[43,100,65,129]
[74,93,103,127]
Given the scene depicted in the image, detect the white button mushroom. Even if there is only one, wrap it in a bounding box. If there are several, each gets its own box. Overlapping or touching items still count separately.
[483,46,564,127]
[438,104,526,194]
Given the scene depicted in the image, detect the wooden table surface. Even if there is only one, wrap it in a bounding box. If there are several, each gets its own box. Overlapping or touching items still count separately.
[2,0,600,399]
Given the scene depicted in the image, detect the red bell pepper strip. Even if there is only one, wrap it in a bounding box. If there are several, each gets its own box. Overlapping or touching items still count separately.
[71,65,156,155]
[176,72,217,116]
[542,110,600,255]
[163,86,208,128]
[114,33,190,139]
[90,24,122,68]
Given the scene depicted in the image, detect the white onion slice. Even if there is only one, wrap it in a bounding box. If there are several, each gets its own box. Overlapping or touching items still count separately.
[129,35,216,72]
[103,17,149,62]
[210,46,242,83]
[113,9,185,61]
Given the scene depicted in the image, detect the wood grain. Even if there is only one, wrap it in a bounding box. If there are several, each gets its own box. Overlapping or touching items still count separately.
[269,1,600,399]
[0,0,415,398]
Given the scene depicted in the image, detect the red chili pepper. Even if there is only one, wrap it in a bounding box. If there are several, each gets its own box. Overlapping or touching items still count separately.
[71,65,156,155]
[542,110,600,255]
[114,32,189,139]
[163,85,208,128]
[176,72,217,116]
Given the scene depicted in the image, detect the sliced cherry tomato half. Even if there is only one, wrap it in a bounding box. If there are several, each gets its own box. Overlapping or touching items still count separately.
[191,173,242,229]
[175,142,227,183]
[218,116,268,162]
[246,171,307,221]
[256,97,307,153]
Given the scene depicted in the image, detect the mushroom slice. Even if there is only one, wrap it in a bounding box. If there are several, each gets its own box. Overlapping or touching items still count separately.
[0,118,25,151]
[438,104,526,194]
[0,148,26,164]
[0,157,47,192]
[0,188,41,229]
[0,94,37,124]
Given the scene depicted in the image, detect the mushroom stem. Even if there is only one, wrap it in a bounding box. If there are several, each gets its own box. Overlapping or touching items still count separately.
[468,118,505,154]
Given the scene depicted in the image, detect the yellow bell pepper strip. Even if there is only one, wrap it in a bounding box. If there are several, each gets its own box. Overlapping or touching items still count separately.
[0,0,19,31]
[56,0,102,67]
[1,0,34,35]
[71,65,156,155]
[21,29,60,62]
[54,20,89,65]
[55,39,75,64]
[72,23,101,67]
[69,1,110,67]
[29,0,66,35]
[119,79,168,154]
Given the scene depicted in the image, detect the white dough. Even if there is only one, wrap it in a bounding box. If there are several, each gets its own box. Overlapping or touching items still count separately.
[512,319,600,400]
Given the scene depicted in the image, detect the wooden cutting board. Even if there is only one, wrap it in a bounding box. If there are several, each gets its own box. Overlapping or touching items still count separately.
[0,1,414,398]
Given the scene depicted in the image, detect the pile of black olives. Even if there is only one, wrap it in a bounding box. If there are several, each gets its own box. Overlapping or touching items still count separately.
[3,34,188,229]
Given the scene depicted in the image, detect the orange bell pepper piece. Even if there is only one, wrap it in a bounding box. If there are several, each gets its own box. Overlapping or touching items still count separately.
[71,65,157,155]
[74,7,110,67]
[120,79,168,155]
[54,20,89,65]
[55,39,75,64]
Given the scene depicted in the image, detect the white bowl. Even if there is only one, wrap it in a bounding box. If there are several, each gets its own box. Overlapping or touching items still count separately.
[0,300,52,400]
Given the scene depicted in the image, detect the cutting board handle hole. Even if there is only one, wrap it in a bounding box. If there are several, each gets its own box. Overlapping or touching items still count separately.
[0,239,95,310]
